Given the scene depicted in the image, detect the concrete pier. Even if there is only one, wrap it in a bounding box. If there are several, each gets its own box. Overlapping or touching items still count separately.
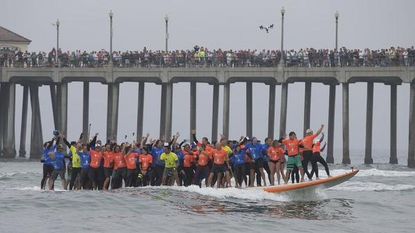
[0,84,5,155]
[136,82,145,140]
[408,82,415,168]
[267,84,276,138]
[342,83,351,164]
[56,83,68,136]
[49,84,58,130]
[190,82,196,140]
[211,84,219,142]
[164,83,173,140]
[29,85,43,158]
[18,86,29,158]
[82,82,89,141]
[390,84,398,164]
[106,83,119,142]
[326,84,336,163]
[2,83,16,158]
[279,83,288,137]
[223,83,230,137]
[246,82,253,137]
[365,82,374,164]
[160,84,167,139]
[303,82,311,136]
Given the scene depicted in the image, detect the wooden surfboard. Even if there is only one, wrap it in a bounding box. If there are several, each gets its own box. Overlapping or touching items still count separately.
[263,169,359,193]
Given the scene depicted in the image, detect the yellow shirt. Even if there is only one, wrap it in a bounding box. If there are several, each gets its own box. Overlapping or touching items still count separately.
[160,152,178,168]
[70,146,81,168]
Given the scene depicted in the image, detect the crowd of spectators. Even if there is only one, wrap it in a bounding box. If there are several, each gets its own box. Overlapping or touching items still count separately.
[1,46,414,68]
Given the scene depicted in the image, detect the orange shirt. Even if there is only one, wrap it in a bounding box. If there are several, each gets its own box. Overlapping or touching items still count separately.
[113,152,127,169]
[283,139,300,157]
[125,153,139,170]
[103,151,114,168]
[212,149,228,165]
[139,154,153,172]
[183,151,196,168]
[312,141,321,154]
[197,151,211,166]
[301,134,317,151]
[90,150,103,169]
[268,147,285,161]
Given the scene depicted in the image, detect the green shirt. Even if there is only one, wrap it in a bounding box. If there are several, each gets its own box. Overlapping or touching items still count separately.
[70,145,81,168]
[160,152,178,168]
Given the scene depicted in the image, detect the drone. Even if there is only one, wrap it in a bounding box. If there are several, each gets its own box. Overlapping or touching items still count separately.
[259,24,274,33]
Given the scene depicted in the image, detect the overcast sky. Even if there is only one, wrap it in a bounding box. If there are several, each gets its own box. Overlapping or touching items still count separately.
[1,0,414,163]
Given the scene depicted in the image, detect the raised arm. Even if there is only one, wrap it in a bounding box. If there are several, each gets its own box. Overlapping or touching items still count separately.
[315,124,324,136]
[191,130,199,144]
[319,133,325,143]
[321,142,327,152]
[62,136,71,148]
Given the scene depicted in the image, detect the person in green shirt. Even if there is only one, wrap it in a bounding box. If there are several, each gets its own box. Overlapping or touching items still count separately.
[160,143,179,186]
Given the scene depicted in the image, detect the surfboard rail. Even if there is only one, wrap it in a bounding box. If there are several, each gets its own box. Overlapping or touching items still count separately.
[263,169,359,193]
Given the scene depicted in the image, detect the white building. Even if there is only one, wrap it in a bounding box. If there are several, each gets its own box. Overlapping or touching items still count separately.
[0,26,31,52]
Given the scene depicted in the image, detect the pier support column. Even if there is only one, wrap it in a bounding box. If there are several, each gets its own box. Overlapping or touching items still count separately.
[0,84,5,155]
[136,82,145,140]
[408,82,415,168]
[326,84,336,163]
[246,82,253,137]
[279,83,288,138]
[223,83,230,137]
[390,84,398,164]
[211,84,219,142]
[2,83,16,158]
[303,82,312,136]
[19,86,29,158]
[82,82,89,141]
[365,82,374,164]
[160,84,167,139]
[342,83,351,164]
[57,83,68,136]
[49,84,58,130]
[164,83,173,140]
[29,85,43,158]
[190,82,197,140]
[106,83,119,142]
[268,84,276,138]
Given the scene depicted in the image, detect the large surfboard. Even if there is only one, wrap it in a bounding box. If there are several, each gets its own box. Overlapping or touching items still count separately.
[263,169,359,193]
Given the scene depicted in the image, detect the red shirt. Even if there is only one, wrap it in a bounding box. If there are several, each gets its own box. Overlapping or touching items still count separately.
[301,134,318,151]
[197,151,211,166]
[212,149,228,165]
[313,141,321,154]
[183,151,196,168]
[283,139,300,157]
[113,152,126,169]
[268,147,285,161]
[125,153,139,170]
[90,150,103,169]
[139,154,153,172]
[103,151,114,168]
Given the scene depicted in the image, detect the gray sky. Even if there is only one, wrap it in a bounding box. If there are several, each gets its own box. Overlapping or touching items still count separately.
[1,0,414,163]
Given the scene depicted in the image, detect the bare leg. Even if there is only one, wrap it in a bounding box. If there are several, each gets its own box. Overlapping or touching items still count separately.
[268,162,276,186]
[217,173,223,188]
[276,161,281,185]
[300,168,305,182]
[259,168,267,186]
[207,173,214,187]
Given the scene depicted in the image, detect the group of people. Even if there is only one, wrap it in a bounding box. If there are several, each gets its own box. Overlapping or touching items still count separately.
[2,46,415,68]
[41,125,331,191]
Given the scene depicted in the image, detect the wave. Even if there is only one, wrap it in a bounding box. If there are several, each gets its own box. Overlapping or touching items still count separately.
[329,168,415,178]
[329,181,415,192]
[7,186,67,192]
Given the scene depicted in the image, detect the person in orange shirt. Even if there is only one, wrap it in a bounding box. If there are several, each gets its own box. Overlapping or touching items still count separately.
[89,141,103,190]
[102,144,114,190]
[111,145,127,189]
[267,140,286,185]
[182,144,196,186]
[207,143,229,188]
[192,143,212,187]
[310,133,330,179]
[125,144,140,187]
[138,146,153,186]
[300,124,324,180]
[282,131,305,183]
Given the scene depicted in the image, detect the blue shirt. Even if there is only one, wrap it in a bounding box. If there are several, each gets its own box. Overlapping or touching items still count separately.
[261,144,270,162]
[80,152,91,169]
[151,147,165,167]
[247,143,264,161]
[42,145,56,166]
[176,150,185,167]
[232,151,246,166]
[52,152,66,171]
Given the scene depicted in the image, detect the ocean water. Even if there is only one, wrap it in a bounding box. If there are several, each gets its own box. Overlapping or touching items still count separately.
[0,161,414,233]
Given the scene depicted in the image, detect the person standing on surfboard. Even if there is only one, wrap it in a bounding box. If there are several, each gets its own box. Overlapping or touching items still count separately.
[310,133,330,179]
[299,125,324,180]
[281,132,305,183]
